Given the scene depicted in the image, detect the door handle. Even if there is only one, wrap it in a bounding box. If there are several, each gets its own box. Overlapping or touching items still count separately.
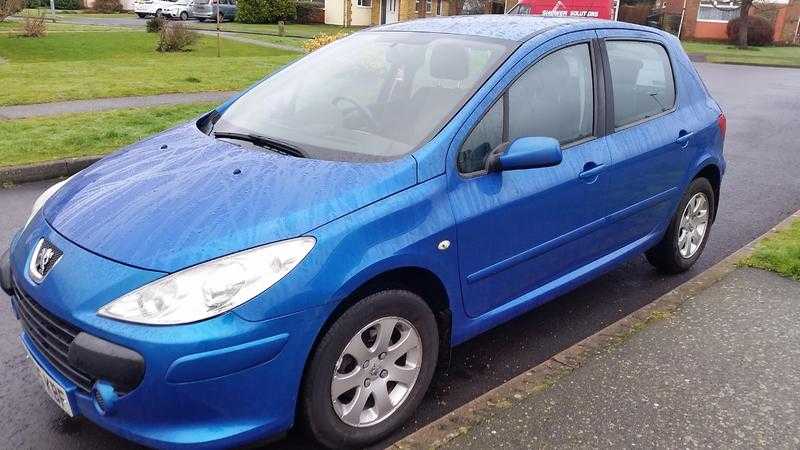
[675,130,694,148]
[578,162,605,181]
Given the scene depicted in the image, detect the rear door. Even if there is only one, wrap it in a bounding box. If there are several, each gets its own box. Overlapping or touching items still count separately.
[596,30,698,251]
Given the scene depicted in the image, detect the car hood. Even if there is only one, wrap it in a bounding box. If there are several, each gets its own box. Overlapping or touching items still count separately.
[43,122,417,273]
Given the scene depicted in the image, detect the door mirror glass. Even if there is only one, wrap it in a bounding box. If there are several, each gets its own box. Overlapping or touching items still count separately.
[489,137,562,172]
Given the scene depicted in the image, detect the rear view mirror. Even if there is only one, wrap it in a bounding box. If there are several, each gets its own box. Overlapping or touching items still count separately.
[488,137,562,172]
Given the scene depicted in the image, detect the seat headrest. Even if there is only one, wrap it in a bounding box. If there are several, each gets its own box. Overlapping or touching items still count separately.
[429,42,469,81]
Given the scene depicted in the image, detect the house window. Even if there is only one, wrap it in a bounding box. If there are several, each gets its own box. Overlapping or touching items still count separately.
[358,0,371,6]
[415,0,432,12]
[697,0,739,22]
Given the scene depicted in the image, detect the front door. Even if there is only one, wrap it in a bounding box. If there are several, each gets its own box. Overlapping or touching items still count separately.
[450,35,612,318]
[382,0,398,24]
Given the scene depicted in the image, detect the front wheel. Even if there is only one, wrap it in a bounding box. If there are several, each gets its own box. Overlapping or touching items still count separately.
[180,11,189,20]
[302,290,439,449]
[646,177,715,273]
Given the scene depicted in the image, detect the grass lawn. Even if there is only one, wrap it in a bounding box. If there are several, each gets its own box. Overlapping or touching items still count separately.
[0,31,298,105]
[742,219,800,281]
[0,103,215,166]
[682,41,800,68]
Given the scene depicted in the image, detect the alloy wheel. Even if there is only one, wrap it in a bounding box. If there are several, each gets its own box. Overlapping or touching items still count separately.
[678,192,709,258]
[331,317,422,427]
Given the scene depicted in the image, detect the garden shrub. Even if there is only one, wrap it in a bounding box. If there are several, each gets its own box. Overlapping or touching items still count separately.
[726,15,774,46]
[54,0,80,9]
[1,0,24,21]
[236,0,295,24]
[92,0,121,13]
[146,15,165,32]
[302,32,346,53]
[157,21,199,52]
[17,13,47,36]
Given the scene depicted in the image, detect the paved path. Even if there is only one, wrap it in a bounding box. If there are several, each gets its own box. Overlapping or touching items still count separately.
[0,91,236,120]
[442,268,800,449]
[195,29,303,52]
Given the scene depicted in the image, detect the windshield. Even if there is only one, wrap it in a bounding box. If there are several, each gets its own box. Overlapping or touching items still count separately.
[212,31,514,162]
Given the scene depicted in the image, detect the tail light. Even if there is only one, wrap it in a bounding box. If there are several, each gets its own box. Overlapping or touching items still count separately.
[717,113,726,141]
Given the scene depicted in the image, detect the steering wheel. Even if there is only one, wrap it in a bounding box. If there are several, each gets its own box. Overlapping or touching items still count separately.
[331,96,380,131]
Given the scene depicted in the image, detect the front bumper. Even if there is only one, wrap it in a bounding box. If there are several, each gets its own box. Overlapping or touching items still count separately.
[7,217,330,449]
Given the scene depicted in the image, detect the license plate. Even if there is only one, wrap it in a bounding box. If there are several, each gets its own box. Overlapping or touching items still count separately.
[26,349,74,417]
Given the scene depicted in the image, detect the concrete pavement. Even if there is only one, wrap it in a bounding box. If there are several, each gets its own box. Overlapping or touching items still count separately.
[438,268,800,449]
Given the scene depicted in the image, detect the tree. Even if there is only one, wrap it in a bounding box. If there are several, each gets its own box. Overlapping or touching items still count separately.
[713,0,779,48]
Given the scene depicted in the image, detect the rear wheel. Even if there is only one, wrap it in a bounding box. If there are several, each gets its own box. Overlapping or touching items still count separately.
[646,177,715,273]
[136,12,147,18]
[180,11,189,20]
[302,290,438,449]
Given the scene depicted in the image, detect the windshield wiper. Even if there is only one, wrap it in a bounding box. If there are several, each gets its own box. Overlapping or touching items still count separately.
[213,131,305,158]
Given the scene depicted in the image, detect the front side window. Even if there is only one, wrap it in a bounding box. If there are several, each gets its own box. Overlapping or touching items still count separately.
[606,40,676,128]
[213,32,512,162]
[457,43,595,174]
[508,43,593,145]
[457,99,503,174]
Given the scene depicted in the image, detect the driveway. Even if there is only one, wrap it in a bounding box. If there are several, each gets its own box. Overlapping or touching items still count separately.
[1,62,799,449]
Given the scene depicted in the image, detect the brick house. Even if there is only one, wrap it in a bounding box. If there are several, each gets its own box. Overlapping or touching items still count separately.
[324,0,454,25]
[618,0,800,43]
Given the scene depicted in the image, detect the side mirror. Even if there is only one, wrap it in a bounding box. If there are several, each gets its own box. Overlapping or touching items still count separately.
[487,137,562,172]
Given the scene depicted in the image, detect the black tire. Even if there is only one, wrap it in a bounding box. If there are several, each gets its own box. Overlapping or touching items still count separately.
[180,11,188,20]
[155,9,162,17]
[646,177,715,274]
[301,290,439,449]
[136,12,147,18]
[198,17,206,22]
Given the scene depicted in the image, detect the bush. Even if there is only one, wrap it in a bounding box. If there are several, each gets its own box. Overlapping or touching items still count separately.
[295,2,322,24]
[92,0,121,13]
[146,15,165,32]
[726,15,774,46]
[302,32,346,53]
[1,0,24,21]
[17,13,47,37]
[157,21,199,52]
[236,0,295,24]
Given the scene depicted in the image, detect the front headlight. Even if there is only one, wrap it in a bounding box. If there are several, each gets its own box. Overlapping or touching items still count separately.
[98,237,316,325]
[24,176,72,231]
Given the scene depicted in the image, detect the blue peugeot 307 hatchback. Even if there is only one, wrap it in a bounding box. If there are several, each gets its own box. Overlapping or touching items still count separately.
[0,15,725,449]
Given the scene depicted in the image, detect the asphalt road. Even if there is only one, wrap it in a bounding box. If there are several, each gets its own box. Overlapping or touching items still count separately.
[1,62,799,449]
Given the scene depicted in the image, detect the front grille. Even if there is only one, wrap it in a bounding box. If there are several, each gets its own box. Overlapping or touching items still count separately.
[13,282,94,392]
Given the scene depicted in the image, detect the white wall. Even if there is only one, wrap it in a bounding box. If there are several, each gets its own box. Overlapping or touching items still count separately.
[324,0,372,25]
[324,0,344,24]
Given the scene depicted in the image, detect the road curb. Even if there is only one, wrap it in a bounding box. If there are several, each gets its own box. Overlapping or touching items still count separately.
[389,210,800,450]
[0,156,101,185]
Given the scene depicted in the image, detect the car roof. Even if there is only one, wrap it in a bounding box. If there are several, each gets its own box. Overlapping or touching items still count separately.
[370,14,656,42]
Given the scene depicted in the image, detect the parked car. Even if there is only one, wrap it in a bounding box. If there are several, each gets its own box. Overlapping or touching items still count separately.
[191,0,237,22]
[133,0,177,18]
[164,0,194,20]
[0,15,725,450]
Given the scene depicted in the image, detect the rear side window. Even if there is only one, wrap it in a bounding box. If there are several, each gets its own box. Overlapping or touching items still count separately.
[606,41,675,128]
